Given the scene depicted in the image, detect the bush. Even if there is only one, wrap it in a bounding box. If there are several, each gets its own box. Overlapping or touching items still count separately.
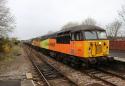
[0,38,12,53]
[2,43,12,53]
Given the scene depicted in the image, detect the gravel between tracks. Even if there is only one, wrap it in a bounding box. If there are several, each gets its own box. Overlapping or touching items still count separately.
[36,51,108,86]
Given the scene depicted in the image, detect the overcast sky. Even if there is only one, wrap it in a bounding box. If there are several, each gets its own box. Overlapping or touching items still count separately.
[8,0,124,40]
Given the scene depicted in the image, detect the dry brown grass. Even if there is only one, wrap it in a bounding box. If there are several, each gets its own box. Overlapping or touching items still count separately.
[0,45,21,62]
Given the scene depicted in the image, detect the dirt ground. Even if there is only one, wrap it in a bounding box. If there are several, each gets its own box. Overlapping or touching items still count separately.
[0,46,33,80]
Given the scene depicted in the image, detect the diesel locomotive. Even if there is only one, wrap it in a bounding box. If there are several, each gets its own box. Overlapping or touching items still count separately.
[31,25,113,65]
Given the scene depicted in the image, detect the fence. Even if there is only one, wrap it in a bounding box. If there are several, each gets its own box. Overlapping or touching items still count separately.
[110,41,125,50]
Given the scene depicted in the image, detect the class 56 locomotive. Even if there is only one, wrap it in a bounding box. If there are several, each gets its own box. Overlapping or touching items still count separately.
[31,25,113,64]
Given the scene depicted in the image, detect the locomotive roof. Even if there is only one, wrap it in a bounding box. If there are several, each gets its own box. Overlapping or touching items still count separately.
[59,25,105,33]
[33,25,105,40]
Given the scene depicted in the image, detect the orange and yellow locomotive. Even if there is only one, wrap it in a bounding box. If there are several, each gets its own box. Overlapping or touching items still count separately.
[31,25,113,64]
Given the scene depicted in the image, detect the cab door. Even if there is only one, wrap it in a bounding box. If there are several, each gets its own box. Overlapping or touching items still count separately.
[70,33,75,55]
[70,31,84,57]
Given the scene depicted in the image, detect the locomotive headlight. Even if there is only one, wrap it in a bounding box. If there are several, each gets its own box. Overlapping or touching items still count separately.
[99,42,101,45]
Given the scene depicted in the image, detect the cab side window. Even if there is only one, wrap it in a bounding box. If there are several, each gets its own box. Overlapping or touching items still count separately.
[71,31,83,41]
[76,33,80,41]
[71,33,75,41]
[56,34,70,44]
[56,36,62,43]
[64,34,70,44]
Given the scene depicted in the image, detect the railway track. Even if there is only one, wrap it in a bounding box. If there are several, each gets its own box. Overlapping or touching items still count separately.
[24,44,125,86]
[23,45,48,86]
[90,60,125,85]
[24,45,77,86]
[80,64,125,86]
[94,66,125,80]
[81,61,125,86]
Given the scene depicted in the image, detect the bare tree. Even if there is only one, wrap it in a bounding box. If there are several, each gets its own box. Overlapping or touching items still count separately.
[62,22,79,30]
[82,17,96,25]
[0,0,15,38]
[106,20,122,40]
[119,6,125,23]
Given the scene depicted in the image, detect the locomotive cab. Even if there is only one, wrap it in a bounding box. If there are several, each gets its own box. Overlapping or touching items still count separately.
[70,26,112,64]
[83,30,109,57]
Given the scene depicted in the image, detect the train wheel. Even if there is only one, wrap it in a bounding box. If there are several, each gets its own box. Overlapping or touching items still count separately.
[62,57,68,65]
[70,57,82,68]
[70,63,75,67]
[70,62,82,68]
[58,53,64,62]
[88,58,97,64]
[96,57,109,64]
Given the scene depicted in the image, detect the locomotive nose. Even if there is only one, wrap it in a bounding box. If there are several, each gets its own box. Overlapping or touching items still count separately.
[89,41,109,57]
